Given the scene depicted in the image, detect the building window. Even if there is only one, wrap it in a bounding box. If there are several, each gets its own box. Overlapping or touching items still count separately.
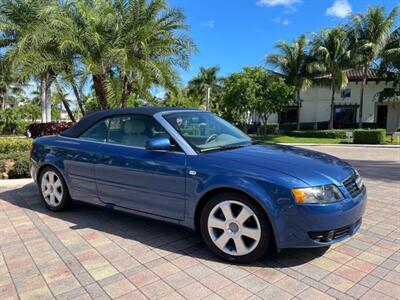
[279,107,298,123]
[341,88,351,98]
[334,106,357,127]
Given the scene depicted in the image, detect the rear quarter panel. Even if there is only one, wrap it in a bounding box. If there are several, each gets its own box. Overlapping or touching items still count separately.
[31,136,101,203]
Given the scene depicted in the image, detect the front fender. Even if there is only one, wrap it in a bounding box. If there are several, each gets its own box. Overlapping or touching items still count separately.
[184,173,291,236]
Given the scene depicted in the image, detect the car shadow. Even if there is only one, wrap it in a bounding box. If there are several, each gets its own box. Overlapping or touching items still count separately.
[1,182,330,269]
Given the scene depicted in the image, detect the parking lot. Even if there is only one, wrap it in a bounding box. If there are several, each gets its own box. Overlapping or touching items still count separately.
[0,146,399,300]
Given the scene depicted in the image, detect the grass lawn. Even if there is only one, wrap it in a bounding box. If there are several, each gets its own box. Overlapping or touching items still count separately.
[255,135,400,145]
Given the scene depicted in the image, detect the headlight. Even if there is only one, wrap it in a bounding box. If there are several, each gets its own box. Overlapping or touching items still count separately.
[292,185,344,204]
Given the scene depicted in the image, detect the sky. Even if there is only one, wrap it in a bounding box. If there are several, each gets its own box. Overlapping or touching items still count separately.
[168,0,399,84]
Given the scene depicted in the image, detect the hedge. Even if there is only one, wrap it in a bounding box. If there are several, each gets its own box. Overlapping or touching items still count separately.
[0,121,31,135]
[286,130,348,139]
[0,137,32,154]
[0,151,30,179]
[0,137,32,178]
[27,122,74,138]
[353,129,386,144]
[280,122,378,131]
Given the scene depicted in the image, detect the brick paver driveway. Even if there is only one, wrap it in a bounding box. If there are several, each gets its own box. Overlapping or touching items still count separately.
[0,146,399,300]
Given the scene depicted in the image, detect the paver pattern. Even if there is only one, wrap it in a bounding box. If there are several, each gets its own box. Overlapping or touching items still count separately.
[0,146,399,300]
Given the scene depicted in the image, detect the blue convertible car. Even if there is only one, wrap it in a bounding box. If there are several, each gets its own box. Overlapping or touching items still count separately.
[30,107,366,262]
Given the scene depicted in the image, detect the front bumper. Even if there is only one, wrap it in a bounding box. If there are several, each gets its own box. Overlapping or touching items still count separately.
[274,187,367,249]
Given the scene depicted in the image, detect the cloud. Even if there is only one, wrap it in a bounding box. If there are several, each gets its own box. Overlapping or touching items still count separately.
[201,19,215,28]
[272,17,291,26]
[326,0,352,18]
[257,0,302,8]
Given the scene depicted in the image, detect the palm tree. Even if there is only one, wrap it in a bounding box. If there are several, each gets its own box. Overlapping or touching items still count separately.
[347,6,399,128]
[112,0,195,107]
[0,0,70,122]
[267,35,312,130]
[187,66,222,111]
[0,56,25,110]
[52,0,195,110]
[310,26,351,129]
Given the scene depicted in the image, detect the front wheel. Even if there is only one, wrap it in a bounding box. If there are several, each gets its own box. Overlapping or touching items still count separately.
[200,193,271,263]
[38,166,71,211]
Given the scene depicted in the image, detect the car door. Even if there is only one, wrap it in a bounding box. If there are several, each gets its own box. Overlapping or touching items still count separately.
[94,115,187,220]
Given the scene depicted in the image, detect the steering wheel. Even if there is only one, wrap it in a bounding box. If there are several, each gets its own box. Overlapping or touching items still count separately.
[205,133,219,144]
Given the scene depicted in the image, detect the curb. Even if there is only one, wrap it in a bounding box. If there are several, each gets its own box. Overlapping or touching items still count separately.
[278,143,400,149]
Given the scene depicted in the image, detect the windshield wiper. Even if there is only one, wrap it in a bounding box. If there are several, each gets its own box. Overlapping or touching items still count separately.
[200,143,249,153]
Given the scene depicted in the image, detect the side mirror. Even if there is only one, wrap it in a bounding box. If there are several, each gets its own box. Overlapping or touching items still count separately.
[145,137,171,151]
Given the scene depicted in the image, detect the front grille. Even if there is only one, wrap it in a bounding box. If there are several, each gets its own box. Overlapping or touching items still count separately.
[343,171,363,198]
[308,219,361,243]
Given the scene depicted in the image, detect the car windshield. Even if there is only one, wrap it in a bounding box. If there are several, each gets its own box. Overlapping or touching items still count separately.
[164,111,252,152]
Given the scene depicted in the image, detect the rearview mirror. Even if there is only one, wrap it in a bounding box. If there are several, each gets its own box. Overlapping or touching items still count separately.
[145,137,171,151]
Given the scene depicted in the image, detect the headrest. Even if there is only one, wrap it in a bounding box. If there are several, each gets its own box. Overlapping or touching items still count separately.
[124,119,145,134]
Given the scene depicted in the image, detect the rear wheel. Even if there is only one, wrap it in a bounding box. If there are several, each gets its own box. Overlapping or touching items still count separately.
[39,166,71,211]
[200,192,271,263]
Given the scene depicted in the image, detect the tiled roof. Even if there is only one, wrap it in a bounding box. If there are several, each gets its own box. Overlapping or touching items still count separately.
[316,68,393,82]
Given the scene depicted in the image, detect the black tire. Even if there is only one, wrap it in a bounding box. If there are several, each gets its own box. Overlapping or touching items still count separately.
[200,192,271,263]
[38,166,71,211]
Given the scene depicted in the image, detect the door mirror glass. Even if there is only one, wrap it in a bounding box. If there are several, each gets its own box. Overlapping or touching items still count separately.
[145,137,171,151]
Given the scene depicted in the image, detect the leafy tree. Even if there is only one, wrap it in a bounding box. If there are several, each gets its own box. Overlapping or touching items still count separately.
[221,67,294,125]
[161,89,202,108]
[310,26,352,129]
[267,35,312,130]
[347,6,399,127]
[187,66,222,111]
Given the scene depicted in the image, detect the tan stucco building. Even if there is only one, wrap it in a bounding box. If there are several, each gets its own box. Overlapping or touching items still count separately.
[268,69,400,132]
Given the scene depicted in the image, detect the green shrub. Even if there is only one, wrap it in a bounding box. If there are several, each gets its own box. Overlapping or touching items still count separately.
[0,137,32,154]
[15,121,31,135]
[0,151,30,179]
[286,130,348,139]
[353,129,386,144]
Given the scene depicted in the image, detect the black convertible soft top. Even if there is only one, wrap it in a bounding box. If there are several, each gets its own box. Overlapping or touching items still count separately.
[61,106,196,138]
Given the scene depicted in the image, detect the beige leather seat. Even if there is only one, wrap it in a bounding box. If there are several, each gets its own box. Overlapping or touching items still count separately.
[122,119,149,147]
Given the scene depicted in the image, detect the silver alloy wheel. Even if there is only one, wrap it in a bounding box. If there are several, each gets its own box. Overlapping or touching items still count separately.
[207,200,262,256]
[41,171,63,207]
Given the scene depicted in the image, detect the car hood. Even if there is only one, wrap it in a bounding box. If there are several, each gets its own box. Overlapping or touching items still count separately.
[207,144,353,187]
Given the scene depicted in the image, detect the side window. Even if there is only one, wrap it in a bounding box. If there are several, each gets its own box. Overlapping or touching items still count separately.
[80,119,109,142]
[119,115,176,148]
[79,115,181,150]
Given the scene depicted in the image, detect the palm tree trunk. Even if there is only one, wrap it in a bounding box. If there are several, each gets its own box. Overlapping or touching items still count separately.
[93,74,108,110]
[2,85,8,110]
[358,65,368,128]
[40,75,47,123]
[70,79,86,116]
[296,90,301,130]
[120,75,132,108]
[59,93,76,122]
[329,79,335,130]
[45,71,53,123]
